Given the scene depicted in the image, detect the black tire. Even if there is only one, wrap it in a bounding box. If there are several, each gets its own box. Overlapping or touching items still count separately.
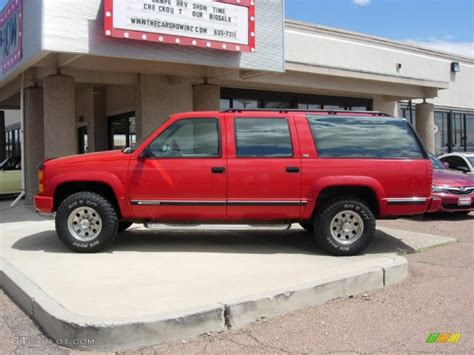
[299,222,314,232]
[314,196,375,256]
[455,211,471,215]
[55,192,118,253]
[118,221,133,233]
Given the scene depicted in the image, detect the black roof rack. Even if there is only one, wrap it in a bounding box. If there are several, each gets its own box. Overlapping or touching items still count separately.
[222,109,389,116]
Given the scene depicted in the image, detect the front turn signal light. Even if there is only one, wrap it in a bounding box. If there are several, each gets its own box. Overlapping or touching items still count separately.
[38,170,44,194]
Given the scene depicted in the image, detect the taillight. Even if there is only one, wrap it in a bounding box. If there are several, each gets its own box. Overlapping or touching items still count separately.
[38,170,44,194]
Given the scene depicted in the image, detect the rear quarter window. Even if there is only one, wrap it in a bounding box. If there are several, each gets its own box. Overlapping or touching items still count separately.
[307,115,424,159]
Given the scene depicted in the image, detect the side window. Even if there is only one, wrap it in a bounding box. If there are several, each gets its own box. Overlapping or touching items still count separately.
[148,118,220,158]
[235,118,293,158]
[2,157,21,171]
[307,115,424,159]
[457,158,469,169]
[443,157,466,169]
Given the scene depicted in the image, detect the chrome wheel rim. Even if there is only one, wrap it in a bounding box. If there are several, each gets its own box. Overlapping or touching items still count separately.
[67,207,102,242]
[330,210,364,245]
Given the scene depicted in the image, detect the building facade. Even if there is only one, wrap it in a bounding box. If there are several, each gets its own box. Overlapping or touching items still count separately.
[1,0,473,201]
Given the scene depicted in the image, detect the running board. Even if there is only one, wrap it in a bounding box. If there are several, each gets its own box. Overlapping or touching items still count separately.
[144,223,292,231]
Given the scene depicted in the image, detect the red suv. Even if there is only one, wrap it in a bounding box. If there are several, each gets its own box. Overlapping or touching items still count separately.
[35,110,440,256]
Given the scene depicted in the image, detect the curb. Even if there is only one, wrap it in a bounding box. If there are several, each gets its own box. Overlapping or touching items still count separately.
[0,255,407,351]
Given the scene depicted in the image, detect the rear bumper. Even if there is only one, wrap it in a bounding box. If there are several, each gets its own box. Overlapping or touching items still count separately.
[429,192,474,213]
[34,195,54,214]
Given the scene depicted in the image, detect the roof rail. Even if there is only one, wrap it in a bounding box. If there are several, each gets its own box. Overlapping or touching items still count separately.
[222,109,389,116]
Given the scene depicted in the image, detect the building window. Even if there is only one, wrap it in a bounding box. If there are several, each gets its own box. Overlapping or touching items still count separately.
[263,101,292,109]
[466,115,474,151]
[220,88,372,112]
[452,113,466,152]
[5,125,21,159]
[401,104,474,155]
[298,103,322,110]
[108,112,136,150]
[435,111,449,155]
[233,99,258,109]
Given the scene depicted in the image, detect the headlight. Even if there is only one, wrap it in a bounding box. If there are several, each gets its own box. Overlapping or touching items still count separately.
[432,185,446,193]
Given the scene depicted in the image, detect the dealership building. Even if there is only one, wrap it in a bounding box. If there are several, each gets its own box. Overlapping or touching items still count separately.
[1,0,473,201]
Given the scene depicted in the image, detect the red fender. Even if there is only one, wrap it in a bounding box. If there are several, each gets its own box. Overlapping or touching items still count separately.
[301,176,386,219]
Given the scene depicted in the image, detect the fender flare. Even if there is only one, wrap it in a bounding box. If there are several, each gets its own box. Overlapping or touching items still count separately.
[302,176,386,219]
[49,172,131,218]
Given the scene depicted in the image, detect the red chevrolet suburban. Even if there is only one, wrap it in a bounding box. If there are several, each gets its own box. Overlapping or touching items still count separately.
[35,110,440,256]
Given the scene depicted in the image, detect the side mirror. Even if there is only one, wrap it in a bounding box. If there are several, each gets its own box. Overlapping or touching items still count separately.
[443,162,450,169]
[458,166,470,173]
[138,147,153,160]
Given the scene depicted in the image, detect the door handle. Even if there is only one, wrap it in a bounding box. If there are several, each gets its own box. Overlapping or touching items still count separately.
[211,167,225,174]
[286,166,300,173]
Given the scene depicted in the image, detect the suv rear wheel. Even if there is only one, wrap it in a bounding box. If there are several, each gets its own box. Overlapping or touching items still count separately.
[56,192,118,252]
[314,196,375,256]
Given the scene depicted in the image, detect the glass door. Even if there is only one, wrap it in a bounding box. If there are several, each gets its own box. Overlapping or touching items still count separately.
[78,126,88,154]
[452,113,466,152]
[107,112,136,150]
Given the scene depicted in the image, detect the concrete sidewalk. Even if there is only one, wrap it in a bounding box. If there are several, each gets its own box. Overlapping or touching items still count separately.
[0,203,455,351]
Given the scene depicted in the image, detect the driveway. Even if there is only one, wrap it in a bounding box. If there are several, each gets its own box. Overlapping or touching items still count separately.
[0,201,472,353]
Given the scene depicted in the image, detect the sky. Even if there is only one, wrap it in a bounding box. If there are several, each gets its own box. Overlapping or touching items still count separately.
[1,0,472,58]
[285,0,474,58]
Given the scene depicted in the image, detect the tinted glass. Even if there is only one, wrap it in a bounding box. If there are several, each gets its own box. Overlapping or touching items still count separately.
[429,153,444,169]
[263,101,292,109]
[443,156,468,169]
[466,115,474,151]
[298,103,322,110]
[233,99,258,109]
[308,116,424,159]
[235,118,293,157]
[149,118,220,158]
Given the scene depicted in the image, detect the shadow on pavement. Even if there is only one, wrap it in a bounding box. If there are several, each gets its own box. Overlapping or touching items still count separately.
[417,212,473,222]
[11,227,415,256]
[0,205,52,223]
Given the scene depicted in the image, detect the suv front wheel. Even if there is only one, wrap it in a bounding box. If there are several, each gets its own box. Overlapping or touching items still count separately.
[314,197,375,256]
[56,192,118,252]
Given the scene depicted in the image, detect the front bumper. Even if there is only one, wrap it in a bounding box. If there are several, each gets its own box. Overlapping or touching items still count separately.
[430,192,474,213]
[34,195,54,214]
[427,197,442,213]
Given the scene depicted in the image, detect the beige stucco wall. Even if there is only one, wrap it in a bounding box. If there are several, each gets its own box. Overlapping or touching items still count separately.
[432,62,474,110]
[76,88,94,126]
[285,21,464,87]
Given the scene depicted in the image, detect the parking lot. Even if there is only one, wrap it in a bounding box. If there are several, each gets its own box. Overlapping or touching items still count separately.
[1,198,472,353]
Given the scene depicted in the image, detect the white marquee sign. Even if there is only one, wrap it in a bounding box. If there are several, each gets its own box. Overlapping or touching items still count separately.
[104,0,256,52]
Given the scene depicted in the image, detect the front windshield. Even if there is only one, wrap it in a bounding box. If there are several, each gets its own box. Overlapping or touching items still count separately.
[122,118,170,154]
[429,153,445,170]
[468,157,474,166]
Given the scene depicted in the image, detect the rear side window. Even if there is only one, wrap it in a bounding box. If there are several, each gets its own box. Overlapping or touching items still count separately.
[235,118,293,157]
[307,115,424,159]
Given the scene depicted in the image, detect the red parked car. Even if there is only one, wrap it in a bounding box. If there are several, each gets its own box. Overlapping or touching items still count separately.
[35,110,440,256]
[429,153,474,214]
